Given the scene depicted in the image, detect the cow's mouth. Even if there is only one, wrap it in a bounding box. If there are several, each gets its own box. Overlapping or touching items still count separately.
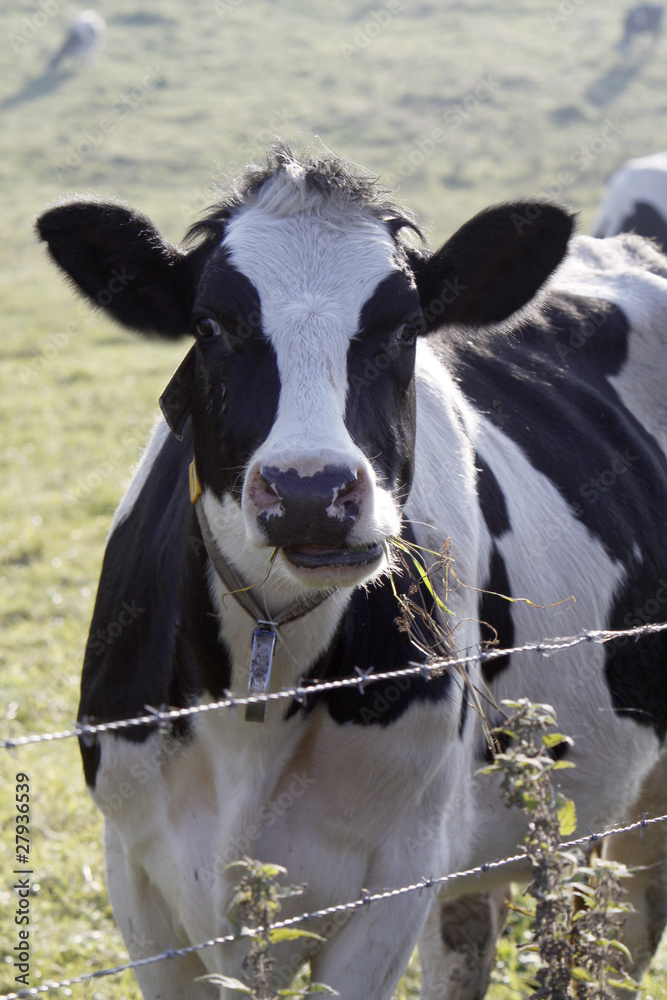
[282,542,384,569]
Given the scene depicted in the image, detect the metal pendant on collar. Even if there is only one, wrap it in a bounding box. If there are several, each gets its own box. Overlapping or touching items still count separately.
[189,460,336,723]
[247,625,277,723]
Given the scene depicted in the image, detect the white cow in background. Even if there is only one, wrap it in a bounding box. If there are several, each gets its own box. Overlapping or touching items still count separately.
[594,151,667,252]
[48,10,106,72]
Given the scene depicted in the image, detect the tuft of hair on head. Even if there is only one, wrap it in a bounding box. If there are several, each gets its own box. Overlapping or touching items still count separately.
[184,141,423,250]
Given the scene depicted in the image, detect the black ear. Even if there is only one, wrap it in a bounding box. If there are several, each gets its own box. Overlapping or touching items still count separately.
[36,198,206,338]
[409,202,575,332]
[158,346,197,439]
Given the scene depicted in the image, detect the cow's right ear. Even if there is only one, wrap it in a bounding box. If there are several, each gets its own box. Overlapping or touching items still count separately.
[36,199,205,339]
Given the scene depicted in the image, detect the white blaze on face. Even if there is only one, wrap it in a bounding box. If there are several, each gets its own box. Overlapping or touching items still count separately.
[223,181,405,545]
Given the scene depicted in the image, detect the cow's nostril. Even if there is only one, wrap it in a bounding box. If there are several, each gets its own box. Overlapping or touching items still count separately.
[250,468,283,511]
[336,476,359,500]
[260,475,281,498]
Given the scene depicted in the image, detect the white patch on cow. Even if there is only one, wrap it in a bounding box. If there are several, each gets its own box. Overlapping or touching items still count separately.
[222,171,403,553]
[464,417,661,864]
[551,234,667,452]
[593,151,667,238]
[110,415,171,532]
[96,676,472,998]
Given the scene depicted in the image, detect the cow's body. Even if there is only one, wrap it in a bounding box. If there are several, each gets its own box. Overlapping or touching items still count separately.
[38,149,667,999]
[594,151,667,252]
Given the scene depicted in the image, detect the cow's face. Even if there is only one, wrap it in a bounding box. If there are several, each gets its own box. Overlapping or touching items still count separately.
[185,191,422,588]
[37,151,573,591]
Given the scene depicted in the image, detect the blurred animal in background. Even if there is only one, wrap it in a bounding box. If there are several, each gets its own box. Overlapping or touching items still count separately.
[47,10,106,73]
[594,151,667,252]
[616,3,664,56]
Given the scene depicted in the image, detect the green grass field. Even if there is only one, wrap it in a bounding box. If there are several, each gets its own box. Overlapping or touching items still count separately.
[1,0,667,996]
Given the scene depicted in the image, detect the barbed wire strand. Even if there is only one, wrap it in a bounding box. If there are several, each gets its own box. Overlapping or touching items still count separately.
[2,811,666,1000]
[2,620,667,751]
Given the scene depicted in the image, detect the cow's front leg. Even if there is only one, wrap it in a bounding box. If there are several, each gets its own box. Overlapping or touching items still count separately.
[309,889,436,1000]
[105,822,220,1000]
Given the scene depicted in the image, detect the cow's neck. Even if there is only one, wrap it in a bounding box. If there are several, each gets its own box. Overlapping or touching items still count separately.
[198,490,351,716]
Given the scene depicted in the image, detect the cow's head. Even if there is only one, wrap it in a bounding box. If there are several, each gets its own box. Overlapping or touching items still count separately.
[37,148,573,592]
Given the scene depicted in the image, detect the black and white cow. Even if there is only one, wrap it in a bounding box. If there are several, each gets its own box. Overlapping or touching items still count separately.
[594,151,667,252]
[38,147,667,1000]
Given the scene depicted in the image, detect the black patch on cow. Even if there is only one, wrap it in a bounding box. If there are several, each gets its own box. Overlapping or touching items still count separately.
[446,290,667,742]
[618,202,667,253]
[190,329,281,504]
[358,270,421,336]
[346,274,422,505]
[447,293,665,567]
[291,527,452,726]
[478,545,515,685]
[78,425,230,786]
[475,454,511,538]
[604,575,667,740]
[458,665,470,736]
[194,248,263,337]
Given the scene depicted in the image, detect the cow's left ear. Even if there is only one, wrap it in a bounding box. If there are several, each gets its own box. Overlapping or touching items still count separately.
[159,345,197,439]
[409,202,575,332]
[36,198,207,339]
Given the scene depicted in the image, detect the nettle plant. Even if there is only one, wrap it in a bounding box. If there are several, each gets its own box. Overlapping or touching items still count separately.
[485,699,638,1000]
[198,858,338,999]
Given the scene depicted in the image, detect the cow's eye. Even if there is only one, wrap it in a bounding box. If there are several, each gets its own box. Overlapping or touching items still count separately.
[193,317,222,340]
[396,322,421,346]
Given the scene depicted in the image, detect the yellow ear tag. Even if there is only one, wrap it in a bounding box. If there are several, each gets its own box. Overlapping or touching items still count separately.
[189,460,202,504]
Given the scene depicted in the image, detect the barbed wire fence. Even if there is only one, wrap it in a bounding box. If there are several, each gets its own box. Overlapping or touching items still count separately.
[4,620,667,751]
[3,618,667,1000]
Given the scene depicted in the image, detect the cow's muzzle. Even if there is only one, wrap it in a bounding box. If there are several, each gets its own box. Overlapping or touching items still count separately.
[246,463,377,561]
